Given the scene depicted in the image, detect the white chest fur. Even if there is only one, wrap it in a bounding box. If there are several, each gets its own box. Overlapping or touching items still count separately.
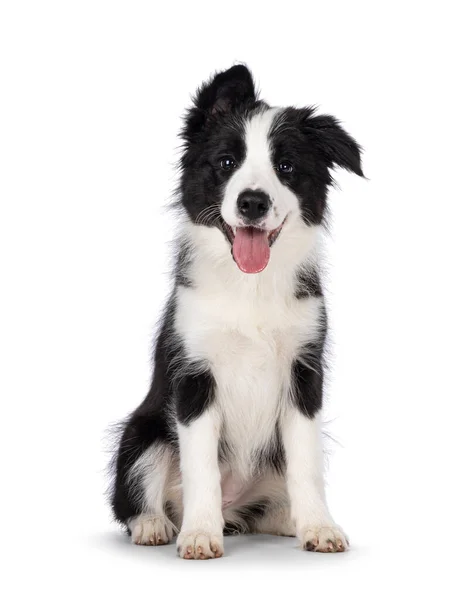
[173,222,324,481]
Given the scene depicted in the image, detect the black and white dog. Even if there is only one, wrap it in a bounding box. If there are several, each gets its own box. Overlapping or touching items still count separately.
[110,65,363,559]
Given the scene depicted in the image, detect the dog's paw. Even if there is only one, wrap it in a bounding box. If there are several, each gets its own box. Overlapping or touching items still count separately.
[129,514,175,546]
[300,525,349,553]
[177,530,224,560]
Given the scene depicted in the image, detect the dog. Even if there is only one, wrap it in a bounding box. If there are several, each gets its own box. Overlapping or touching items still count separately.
[110,65,363,559]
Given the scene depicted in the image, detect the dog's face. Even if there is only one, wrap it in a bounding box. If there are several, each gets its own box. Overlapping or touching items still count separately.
[180,66,363,273]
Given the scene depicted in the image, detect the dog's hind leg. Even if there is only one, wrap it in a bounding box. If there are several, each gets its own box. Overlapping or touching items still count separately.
[223,473,295,537]
[252,504,296,537]
[126,443,179,545]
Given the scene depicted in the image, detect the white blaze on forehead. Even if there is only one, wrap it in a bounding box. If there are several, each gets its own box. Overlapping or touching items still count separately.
[221,107,301,230]
[240,107,280,189]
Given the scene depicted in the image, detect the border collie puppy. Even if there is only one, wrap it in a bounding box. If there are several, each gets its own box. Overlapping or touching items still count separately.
[110,65,363,559]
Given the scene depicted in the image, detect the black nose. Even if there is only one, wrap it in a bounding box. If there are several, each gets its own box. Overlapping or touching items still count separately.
[237,190,271,222]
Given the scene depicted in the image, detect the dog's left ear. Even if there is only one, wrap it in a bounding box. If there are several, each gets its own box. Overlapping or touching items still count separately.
[183,65,257,142]
[303,110,364,177]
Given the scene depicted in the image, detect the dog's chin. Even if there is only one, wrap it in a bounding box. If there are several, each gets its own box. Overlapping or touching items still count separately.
[219,217,287,274]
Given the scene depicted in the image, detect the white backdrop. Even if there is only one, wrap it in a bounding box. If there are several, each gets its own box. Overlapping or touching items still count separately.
[1,1,449,598]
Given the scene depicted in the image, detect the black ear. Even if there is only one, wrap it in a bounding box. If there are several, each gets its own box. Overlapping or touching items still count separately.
[302,109,364,177]
[195,65,256,114]
[183,65,257,142]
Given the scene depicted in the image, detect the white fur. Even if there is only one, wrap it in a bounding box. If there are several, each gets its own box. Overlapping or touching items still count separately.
[127,442,172,515]
[281,405,348,550]
[176,408,225,558]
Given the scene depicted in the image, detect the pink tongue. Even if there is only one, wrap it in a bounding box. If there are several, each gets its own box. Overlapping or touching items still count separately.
[232,227,270,273]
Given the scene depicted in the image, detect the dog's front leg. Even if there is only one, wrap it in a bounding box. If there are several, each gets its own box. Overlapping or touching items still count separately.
[176,404,224,559]
[282,358,349,553]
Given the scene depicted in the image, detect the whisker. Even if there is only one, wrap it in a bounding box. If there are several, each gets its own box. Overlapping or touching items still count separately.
[196,203,222,227]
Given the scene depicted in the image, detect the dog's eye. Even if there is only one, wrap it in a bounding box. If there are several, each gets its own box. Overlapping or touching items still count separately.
[277,161,294,174]
[220,156,237,171]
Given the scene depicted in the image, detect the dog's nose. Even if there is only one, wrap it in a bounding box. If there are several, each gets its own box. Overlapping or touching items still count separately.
[237,190,271,222]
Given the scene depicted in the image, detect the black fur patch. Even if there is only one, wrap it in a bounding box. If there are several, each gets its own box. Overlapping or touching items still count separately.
[224,499,270,535]
[110,299,179,524]
[175,239,193,288]
[218,436,233,464]
[175,367,216,425]
[111,411,172,525]
[182,65,257,145]
[290,303,327,419]
[290,352,324,418]
[295,267,322,299]
[255,424,286,474]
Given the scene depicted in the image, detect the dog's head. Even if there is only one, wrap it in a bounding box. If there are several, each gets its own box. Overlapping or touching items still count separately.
[180,65,363,274]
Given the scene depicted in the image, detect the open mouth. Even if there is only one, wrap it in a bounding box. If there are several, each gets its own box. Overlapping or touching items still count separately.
[221,218,287,274]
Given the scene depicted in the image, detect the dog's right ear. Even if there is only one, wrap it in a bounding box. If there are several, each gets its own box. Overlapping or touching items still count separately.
[182,65,257,142]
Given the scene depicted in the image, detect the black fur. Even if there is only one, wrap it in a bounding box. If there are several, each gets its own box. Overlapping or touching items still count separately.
[270,107,363,225]
[220,423,286,475]
[290,350,324,418]
[224,499,270,535]
[175,368,216,425]
[255,423,286,474]
[290,304,328,418]
[111,299,178,523]
[174,239,194,288]
[295,266,323,299]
